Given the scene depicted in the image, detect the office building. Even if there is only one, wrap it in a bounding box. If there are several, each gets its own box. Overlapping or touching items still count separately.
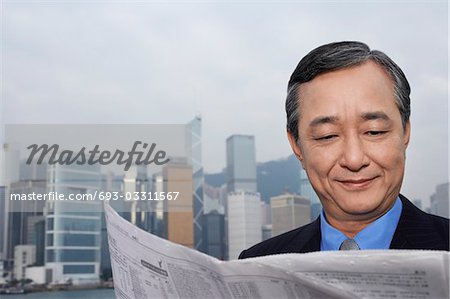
[299,168,320,221]
[45,164,102,285]
[123,164,150,230]
[271,194,310,236]
[162,158,193,248]
[203,183,225,215]
[262,224,272,241]
[34,219,45,266]
[227,191,262,260]
[187,116,204,251]
[260,201,271,226]
[202,210,225,260]
[226,135,257,193]
[100,171,121,280]
[5,180,46,264]
[0,186,5,266]
[151,172,164,237]
[430,182,449,218]
[1,143,20,263]
[13,245,36,280]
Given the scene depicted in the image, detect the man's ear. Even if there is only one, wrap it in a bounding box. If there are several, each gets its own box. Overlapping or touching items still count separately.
[404,121,411,148]
[287,130,304,165]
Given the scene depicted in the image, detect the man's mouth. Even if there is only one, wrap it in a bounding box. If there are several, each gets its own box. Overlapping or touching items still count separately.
[336,177,378,190]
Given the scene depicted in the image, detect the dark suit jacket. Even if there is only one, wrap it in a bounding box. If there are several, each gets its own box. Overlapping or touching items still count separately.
[239,194,449,259]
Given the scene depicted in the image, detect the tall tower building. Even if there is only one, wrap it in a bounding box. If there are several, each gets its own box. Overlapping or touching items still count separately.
[430,182,449,218]
[162,158,193,248]
[1,143,20,263]
[299,168,320,221]
[5,161,47,265]
[45,164,102,285]
[123,164,150,230]
[202,211,225,260]
[151,172,164,237]
[226,135,257,193]
[271,193,310,236]
[187,116,204,251]
[227,191,262,260]
[6,180,46,261]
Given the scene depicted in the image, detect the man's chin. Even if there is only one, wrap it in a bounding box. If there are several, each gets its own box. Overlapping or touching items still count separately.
[334,194,386,217]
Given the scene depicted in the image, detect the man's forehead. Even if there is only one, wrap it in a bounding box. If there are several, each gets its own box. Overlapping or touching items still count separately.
[296,62,398,120]
[308,111,392,128]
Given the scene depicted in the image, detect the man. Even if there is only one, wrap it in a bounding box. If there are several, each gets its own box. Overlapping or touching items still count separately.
[239,41,449,258]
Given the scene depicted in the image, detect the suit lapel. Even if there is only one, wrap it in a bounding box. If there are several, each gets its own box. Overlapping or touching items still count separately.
[390,194,447,250]
[284,217,321,253]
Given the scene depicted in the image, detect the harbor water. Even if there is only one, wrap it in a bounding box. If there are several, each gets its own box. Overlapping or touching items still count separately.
[6,288,115,298]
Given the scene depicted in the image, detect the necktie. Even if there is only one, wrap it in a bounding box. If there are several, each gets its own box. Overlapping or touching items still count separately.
[339,238,360,250]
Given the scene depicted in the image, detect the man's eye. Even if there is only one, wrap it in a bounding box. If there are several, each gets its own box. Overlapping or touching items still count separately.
[367,131,387,136]
[316,135,337,141]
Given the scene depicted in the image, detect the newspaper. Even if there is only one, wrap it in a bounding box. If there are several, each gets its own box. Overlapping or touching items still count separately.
[104,203,449,299]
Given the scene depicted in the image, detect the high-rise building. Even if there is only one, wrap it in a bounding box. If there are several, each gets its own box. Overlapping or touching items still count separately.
[299,169,320,221]
[1,143,20,263]
[271,194,310,237]
[6,180,46,263]
[123,164,150,230]
[13,245,36,280]
[430,182,449,218]
[203,182,227,257]
[203,183,225,215]
[262,224,272,241]
[187,116,204,251]
[151,172,164,237]
[45,164,102,285]
[227,191,262,260]
[33,219,45,267]
[202,210,225,260]
[260,201,271,226]
[226,135,257,193]
[0,186,5,263]
[162,158,193,248]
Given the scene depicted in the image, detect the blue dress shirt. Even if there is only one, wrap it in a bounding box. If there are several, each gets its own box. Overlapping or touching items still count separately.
[320,197,403,251]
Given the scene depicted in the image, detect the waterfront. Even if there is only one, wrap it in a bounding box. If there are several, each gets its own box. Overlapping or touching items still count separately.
[7,289,115,298]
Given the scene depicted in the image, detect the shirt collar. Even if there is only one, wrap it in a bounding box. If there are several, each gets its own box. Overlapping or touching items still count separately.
[320,197,403,251]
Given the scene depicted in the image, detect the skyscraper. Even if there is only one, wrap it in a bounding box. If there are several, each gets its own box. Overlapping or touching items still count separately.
[270,193,310,236]
[299,168,321,220]
[187,116,204,251]
[226,135,257,193]
[13,245,35,280]
[202,211,225,260]
[227,191,262,260]
[6,180,46,262]
[430,182,449,218]
[123,164,150,230]
[162,158,193,248]
[45,164,102,285]
[1,143,20,264]
[151,172,164,237]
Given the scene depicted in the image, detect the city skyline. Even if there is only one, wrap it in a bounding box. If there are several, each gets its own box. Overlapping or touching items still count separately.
[1,2,448,207]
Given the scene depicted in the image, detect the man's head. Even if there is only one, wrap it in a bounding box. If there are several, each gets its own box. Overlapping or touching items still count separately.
[286,41,411,232]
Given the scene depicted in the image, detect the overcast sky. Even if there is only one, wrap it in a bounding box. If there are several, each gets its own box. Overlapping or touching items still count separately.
[1,0,448,206]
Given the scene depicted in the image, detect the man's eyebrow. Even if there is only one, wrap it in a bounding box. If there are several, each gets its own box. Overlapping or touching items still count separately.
[309,116,339,128]
[361,111,391,122]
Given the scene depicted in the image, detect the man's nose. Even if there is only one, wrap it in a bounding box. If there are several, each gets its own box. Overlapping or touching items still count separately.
[338,136,370,171]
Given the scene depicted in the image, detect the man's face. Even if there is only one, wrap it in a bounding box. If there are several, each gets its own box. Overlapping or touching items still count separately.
[288,61,410,226]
